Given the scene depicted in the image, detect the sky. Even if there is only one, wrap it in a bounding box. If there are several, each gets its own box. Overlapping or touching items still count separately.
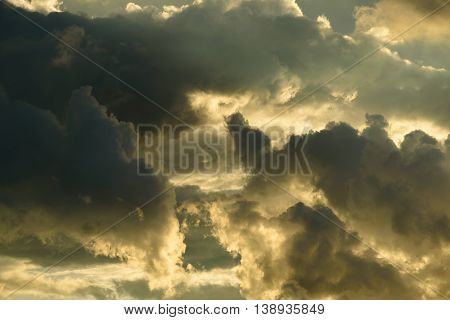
[0,0,449,299]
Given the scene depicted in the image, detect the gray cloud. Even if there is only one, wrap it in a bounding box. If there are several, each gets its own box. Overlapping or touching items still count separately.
[176,186,239,270]
[1,0,449,299]
[227,112,450,253]
[278,203,419,299]
[181,193,421,299]
[1,0,448,130]
[219,112,449,297]
[0,87,186,293]
[303,115,450,255]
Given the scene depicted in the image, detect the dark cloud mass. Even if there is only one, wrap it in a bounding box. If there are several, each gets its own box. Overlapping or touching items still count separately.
[305,115,450,253]
[180,194,421,299]
[1,1,448,128]
[225,111,450,256]
[219,112,450,297]
[0,86,185,295]
[0,0,449,299]
[274,203,419,299]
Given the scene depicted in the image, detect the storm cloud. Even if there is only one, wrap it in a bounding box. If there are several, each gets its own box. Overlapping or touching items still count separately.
[1,0,448,129]
[0,0,449,299]
[0,86,185,294]
[216,112,450,297]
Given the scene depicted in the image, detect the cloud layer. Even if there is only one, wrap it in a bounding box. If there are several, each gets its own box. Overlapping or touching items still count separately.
[0,0,449,299]
[1,0,448,129]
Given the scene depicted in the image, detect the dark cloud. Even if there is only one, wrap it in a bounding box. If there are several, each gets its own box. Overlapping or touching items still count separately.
[195,194,420,299]
[225,112,449,254]
[0,2,348,124]
[0,5,200,125]
[1,1,448,129]
[220,113,449,297]
[1,0,449,299]
[225,112,310,177]
[0,87,185,292]
[303,115,450,254]
[279,203,419,299]
[225,112,271,171]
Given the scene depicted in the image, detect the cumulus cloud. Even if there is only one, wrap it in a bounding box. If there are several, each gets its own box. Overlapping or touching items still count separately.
[214,112,450,298]
[226,112,450,253]
[125,2,143,13]
[303,115,450,257]
[0,87,186,294]
[6,0,61,13]
[1,0,448,130]
[1,0,449,299]
[179,194,421,299]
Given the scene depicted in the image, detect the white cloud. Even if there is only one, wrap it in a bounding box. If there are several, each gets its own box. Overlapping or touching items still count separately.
[6,0,61,13]
[317,15,331,30]
[125,2,143,13]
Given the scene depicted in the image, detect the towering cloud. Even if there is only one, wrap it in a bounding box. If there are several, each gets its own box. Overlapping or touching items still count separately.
[180,194,422,299]
[0,0,448,299]
[0,87,186,294]
[214,112,450,298]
